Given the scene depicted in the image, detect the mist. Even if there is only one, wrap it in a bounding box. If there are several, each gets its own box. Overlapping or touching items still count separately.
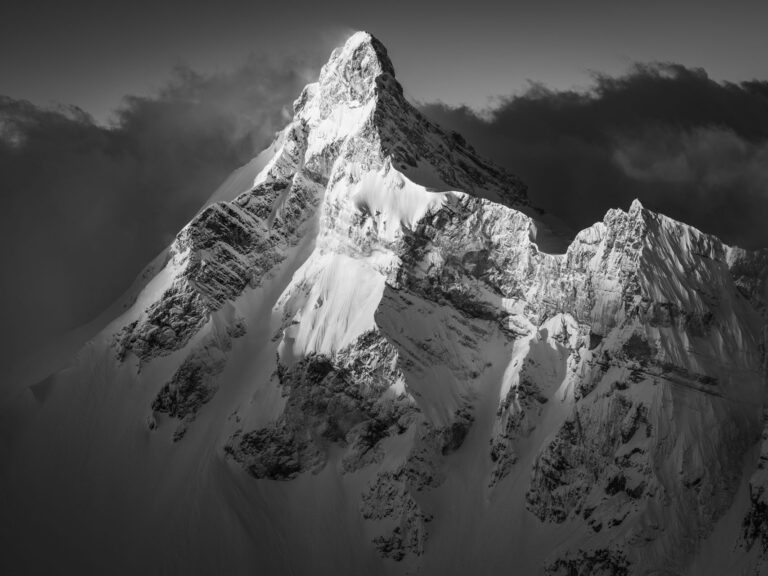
[0,56,318,371]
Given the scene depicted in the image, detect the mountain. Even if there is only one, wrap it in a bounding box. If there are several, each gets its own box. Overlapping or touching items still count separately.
[2,31,768,576]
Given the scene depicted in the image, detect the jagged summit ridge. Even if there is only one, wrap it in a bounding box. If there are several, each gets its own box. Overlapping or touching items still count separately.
[318,31,397,99]
[290,31,529,209]
[293,31,396,120]
[3,31,768,576]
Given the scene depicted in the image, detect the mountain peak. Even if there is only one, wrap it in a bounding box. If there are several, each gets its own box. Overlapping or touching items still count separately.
[288,32,528,210]
[329,31,396,78]
[629,197,644,213]
[309,31,397,109]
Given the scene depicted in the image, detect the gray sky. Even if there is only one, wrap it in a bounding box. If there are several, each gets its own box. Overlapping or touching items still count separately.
[2,0,768,123]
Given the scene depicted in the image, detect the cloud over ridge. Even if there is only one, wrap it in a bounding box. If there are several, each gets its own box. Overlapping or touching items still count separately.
[0,56,317,368]
[419,62,768,249]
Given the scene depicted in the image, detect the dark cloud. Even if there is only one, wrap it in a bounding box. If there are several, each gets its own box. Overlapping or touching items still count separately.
[419,63,768,249]
[0,56,318,371]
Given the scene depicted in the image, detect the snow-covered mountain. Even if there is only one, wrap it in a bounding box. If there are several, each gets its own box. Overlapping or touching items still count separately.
[2,31,768,576]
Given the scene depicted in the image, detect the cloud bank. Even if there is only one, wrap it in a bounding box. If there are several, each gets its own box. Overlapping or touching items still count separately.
[419,63,768,249]
[0,56,317,369]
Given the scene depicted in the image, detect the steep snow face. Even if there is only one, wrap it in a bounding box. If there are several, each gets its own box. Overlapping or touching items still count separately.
[2,31,768,576]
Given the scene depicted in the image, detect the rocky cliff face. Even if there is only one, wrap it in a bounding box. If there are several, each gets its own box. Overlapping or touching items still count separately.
[2,31,767,576]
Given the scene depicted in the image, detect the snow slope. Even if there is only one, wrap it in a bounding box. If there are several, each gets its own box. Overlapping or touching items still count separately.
[2,31,768,576]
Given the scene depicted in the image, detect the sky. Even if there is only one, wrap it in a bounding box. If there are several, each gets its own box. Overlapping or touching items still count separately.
[1,0,768,371]
[3,0,768,123]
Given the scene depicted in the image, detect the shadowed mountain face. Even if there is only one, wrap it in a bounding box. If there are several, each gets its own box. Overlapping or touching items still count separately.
[2,32,768,576]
